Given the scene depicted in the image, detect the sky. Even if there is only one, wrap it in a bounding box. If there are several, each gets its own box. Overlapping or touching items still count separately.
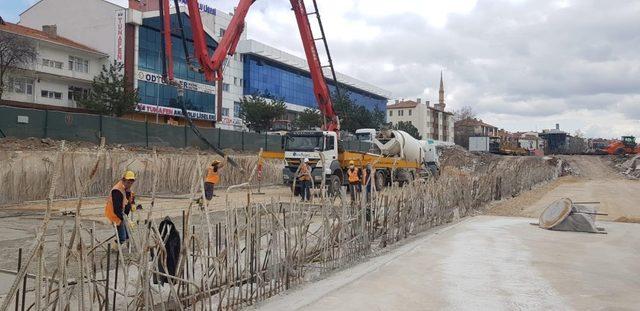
[3,0,639,138]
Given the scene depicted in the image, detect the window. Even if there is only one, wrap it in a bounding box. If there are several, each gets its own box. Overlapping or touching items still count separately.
[219,28,226,37]
[389,110,393,117]
[234,101,241,117]
[7,77,34,95]
[398,110,404,117]
[41,90,62,99]
[240,79,243,87]
[233,77,238,86]
[223,83,230,92]
[408,109,412,116]
[42,58,63,69]
[68,86,89,101]
[68,56,89,73]
[221,107,229,117]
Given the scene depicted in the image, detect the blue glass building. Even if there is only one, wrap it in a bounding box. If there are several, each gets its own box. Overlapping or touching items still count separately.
[243,54,388,112]
[136,13,217,114]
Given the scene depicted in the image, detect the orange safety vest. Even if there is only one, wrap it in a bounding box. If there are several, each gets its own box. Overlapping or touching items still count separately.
[348,168,360,183]
[299,164,311,181]
[206,167,220,184]
[105,181,127,225]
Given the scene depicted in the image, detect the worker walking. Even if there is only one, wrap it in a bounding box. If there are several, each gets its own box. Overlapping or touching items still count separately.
[104,171,137,248]
[347,160,361,202]
[298,158,312,202]
[205,156,227,200]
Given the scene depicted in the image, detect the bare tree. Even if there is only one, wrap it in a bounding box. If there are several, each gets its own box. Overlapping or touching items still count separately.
[452,105,476,122]
[0,30,37,100]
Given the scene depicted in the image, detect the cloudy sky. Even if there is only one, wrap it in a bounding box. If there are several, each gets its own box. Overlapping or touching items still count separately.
[4,0,639,138]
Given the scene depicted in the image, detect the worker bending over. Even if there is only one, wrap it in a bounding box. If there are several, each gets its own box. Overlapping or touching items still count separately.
[347,160,362,202]
[205,156,227,200]
[298,158,312,201]
[104,171,139,247]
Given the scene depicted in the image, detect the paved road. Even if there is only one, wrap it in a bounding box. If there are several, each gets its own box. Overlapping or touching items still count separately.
[255,216,640,310]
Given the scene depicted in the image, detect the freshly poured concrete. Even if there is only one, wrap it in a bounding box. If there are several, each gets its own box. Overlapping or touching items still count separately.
[256,216,640,310]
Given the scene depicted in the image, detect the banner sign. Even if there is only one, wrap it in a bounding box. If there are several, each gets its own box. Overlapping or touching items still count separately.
[114,10,126,64]
[136,103,216,121]
[221,116,244,126]
[177,0,216,15]
[137,70,216,94]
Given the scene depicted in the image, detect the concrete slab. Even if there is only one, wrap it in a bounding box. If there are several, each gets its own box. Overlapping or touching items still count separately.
[255,216,640,310]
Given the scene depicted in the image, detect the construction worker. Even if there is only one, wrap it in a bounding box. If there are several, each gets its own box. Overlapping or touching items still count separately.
[104,171,137,247]
[205,156,227,200]
[363,163,373,203]
[347,160,361,202]
[298,158,312,201]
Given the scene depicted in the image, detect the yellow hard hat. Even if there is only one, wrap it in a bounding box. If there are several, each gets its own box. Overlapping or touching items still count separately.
[349,160,355,165]
[123,170,136,180]
[212,160,221,165]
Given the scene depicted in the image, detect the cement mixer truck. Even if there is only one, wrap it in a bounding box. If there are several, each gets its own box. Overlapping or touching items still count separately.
[279,128,439,196]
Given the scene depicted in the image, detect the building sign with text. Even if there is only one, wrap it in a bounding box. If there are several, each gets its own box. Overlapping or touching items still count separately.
[136,103,216,121]
[114,10,126,64]
[137,69,216,94]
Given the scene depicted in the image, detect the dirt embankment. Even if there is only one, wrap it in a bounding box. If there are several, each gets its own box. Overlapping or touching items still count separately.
[486,155,640,222]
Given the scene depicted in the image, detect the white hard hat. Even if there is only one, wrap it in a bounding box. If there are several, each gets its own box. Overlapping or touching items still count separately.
[303,158,309,163]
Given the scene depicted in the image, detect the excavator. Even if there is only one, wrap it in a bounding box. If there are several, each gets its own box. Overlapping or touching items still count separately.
[603,136,639,155]
[155,0,341,168]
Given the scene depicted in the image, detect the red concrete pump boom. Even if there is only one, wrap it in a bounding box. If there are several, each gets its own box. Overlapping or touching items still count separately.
[160,0,340,131]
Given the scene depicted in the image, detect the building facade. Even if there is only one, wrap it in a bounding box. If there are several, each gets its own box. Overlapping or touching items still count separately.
[386,99,454,142]
[385,73,454,143]
[454,118,499,149]
[0,22,108,108]
[19,0,390,130]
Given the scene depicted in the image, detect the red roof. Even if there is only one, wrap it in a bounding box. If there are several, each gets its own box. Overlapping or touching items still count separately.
[0,22,105,55]
[387,100,419,109]
[455,118,497,128]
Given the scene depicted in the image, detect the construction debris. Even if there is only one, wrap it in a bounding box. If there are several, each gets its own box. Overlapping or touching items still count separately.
[538,198,606,233]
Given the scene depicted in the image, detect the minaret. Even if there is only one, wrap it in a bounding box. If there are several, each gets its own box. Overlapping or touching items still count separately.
[437,71,445,111]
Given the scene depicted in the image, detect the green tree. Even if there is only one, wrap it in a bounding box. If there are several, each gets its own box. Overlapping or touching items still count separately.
[79,60,139,116]
[394,121,422,140]
[332,92,385,132]
[238,94,286,132]
[293,108,322,130]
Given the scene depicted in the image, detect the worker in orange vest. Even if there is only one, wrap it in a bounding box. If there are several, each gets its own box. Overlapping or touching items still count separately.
[205,156,227,200]
[298,158,312,201]
[347,160,361,202]
[104,171,138,247]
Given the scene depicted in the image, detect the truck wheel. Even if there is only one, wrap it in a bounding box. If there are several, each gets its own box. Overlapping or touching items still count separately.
[374,171,385,191]
[615,148,625,155]
[328,175,341,197]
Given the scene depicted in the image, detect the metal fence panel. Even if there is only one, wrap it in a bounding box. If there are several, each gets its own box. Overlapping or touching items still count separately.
[102,116,147,146]
[148,123,185,148]
[242,132,263,152]
[0,106,46,139]
[266,134,284,152]
[186,127,218,150]
[46,111,101,143]
[219,128,243,150]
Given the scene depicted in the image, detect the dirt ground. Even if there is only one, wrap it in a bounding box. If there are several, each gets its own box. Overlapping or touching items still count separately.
[486,156,640,222]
